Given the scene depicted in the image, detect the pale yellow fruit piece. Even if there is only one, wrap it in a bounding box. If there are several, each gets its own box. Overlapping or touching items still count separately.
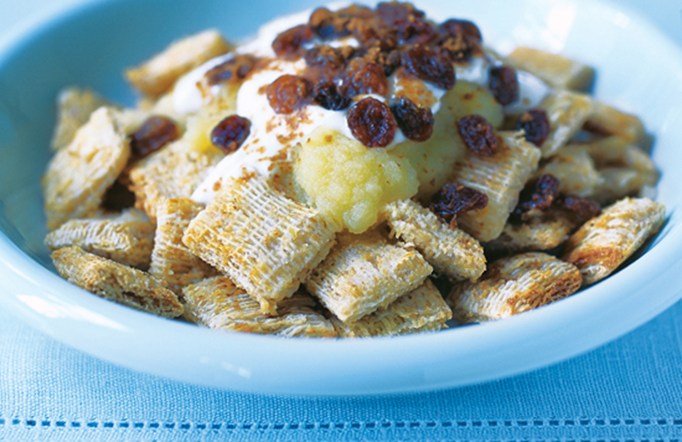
[294,128,418,233]
[390,81,504,200]
[537,146,602,198]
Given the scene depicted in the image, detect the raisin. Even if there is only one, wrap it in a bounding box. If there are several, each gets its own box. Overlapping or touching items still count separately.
[402,45,455,90]
[313,81,352,111]
[272,24,314,60]
[438,19,481,62]
[440,18,482,44]
[431,183,488,228]
[340,58,389,97]
[560,194,601,222]
[305,46,346,69]
[511,174,561,222]
[347,97,397,147]
[376,2,436,45]
[129,116,180,159]
[309,7,350,40]
[266,75,312,114]
[488,65,519,105]
[390,97,434,141]
[210,115,251,154]
[204,55,258,86]
[456,115,498,157]
[516,109,551,147]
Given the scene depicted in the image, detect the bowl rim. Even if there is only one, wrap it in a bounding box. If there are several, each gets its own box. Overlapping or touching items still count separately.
[1,0,681,395]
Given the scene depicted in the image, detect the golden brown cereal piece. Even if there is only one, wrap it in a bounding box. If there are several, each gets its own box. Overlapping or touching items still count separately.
[51,87,110,150]
[182,277,336,337]
[183,175,337,313]
[333,279,452,337]
[384,199,486,282]
[585,100,648,148]
[448,252,582,322]
[506,46,595,91]
[128,139,223,221]
[305,231,432,323]
[452,131,541,242]
[539,90,593,158]
[149,198,217,293]
[485,210,576,256]
[45,209,154,268]
[573,136,659,204]
[537,146,602,198]
[125,29,232,97]
[563,197,665,285]
[51,246,183,318]
[43,107,131,230]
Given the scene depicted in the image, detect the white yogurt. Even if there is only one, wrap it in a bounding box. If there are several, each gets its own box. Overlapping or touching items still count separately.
[184,8,552,203]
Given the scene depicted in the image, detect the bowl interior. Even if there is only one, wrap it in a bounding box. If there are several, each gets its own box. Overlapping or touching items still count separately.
[0,0,681,394]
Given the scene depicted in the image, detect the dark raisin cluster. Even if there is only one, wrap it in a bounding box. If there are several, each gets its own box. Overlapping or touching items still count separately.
[265,2,486,147]
[431,182,489,228]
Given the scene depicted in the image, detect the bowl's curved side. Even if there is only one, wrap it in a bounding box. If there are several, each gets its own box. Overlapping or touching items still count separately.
[0,0,680,395]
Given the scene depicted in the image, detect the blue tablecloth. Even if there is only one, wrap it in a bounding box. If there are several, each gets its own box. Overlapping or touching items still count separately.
[1,0,681,440]
[1,303,681,441]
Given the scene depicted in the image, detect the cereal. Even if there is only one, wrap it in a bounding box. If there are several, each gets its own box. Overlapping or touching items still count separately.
[183,175,336,314]
[42,2,665,337]
[384,199,486,282]
[305,231,432,323]
[43,107,130,230]
[183,277,336,337]
[448,252,582,322]
[52,246,183,318]
[333,279,452,337]
[563,197,665,285]
[51,87,110,151]
[126,29,232,97]
[45,209,154,269]
[148,198,217,293]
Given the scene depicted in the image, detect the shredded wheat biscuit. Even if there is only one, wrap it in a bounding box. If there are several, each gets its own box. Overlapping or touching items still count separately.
[125,29,232,97]
[128,139,223,221]
[149,198,217,293]
[448,252,581,322]
[562,197,665,285]
[183,277,336,337]
[51,246,183,317]
[384,199,486,281]
[45,209,154,268]
[183,175,336,313]
[333,279,452,337]
[452,131,541,242]
[485,210,576,256]
[585,101,649,148]
[43,107,130,230]
[506,46,595,91]
[51,87,110,151]
[539,90,593,158]
[580,136,659,204]
[537,146,603,198]
[305,231,432,323]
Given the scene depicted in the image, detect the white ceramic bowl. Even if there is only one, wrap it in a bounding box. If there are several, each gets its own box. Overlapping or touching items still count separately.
[0,0,680,395]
